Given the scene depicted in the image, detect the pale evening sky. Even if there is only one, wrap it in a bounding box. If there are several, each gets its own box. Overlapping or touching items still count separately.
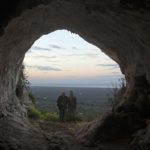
[24,30,123,87]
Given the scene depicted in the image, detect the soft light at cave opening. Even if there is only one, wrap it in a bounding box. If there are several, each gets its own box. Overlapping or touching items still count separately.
[24,29,123,87]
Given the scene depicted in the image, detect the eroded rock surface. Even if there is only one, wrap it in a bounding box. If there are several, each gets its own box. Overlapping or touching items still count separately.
[0,0,150,149]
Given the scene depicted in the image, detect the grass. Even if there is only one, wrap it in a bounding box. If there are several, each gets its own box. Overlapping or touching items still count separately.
[27,105,81,122]
[27,105,42,119]
[64,112,81,122]
[27,105,59,122]
[41,111,59,122]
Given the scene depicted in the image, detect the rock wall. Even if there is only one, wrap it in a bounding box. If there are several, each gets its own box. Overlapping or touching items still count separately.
[0,0,150,149]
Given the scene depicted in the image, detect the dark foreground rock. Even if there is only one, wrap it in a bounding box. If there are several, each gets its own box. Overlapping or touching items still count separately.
[0,116,133,150]
[0,117,73,150]
[131,122,150,150]
[76,112,147,146]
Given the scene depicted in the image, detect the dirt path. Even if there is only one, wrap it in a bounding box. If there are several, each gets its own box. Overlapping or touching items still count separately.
[30,119,131,150]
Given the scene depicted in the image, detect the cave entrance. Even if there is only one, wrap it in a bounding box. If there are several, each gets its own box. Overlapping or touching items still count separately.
[23,29,124,123]
[0,1,150,149]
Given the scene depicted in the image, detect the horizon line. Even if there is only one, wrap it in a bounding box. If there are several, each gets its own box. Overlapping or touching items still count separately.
[30,85,116,88]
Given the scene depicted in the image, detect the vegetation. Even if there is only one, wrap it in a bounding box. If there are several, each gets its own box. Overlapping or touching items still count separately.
[64,112,81,122]
[27,104,82,122]
[27,105,59,122]
[27,91,60,122]
[19,64,121,122]
[33,87,112,122]
[16,64,30,98]
[28,91,36,106]
[107,78,126,111]
[17,65,81,122]
[16,64,58,122]
[27,105,42,119]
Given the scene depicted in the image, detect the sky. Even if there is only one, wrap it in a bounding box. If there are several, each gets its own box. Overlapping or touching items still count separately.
[24,30,123,87]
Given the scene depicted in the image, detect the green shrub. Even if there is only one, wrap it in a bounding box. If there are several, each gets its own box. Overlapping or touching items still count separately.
[64,112,81,122]
[28,92,36,106]
[27,105,59,122]
[41,111,59,122]
[27,105,42,119]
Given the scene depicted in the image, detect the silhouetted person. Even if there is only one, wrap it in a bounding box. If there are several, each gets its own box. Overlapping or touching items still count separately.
[68,90,77,121]
[57,92,68,122]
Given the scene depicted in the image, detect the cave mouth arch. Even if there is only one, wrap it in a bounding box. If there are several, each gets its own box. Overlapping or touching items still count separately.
[23,29,123,122]
[0,1,150,149]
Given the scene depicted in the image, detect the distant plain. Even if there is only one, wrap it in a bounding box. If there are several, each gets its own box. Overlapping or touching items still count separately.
[30,86,113,121]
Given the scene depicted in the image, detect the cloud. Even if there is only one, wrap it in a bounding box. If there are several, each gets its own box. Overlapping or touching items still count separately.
[34,55,56,59]
[60,53,99,58]
[26,55,57,60]
[26,65,62,71]
[96,64,119,69]
[31,46,51,51]
[110,71,122,75]
[49,44,65,50]
[85,53,100,58]
[72,46,79,50]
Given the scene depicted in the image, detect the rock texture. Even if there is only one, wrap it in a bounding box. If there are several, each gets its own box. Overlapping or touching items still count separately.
[0,0,150,149]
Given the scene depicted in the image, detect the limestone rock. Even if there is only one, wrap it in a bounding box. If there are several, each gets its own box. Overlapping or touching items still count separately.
[0,0,150,149]
[76,112,146,146]
[131,123,150,149]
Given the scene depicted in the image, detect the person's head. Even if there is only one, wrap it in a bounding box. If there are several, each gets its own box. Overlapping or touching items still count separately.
[61,92,65,96]
[69,90,73,96]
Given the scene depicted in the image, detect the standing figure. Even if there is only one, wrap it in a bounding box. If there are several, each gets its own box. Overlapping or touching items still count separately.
[68,90,77,121]
[57,92,68,122]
